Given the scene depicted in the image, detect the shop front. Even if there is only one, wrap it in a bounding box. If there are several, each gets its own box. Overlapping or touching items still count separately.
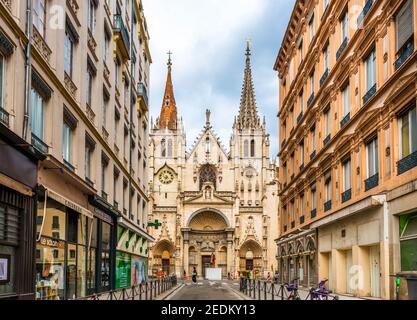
[115,218,153,289]
[0,129,43,300]
[35,188,117,299]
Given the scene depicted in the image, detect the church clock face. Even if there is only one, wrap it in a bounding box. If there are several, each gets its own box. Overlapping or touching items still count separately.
[159,169,174,184]
[244,167,255,179]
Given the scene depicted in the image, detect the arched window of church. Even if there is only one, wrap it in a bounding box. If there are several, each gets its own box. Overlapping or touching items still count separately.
[167,139,173,158]
[199,164,217,190]
[250,139,255,157]
[161,139,166,157]
[244,140,249,157]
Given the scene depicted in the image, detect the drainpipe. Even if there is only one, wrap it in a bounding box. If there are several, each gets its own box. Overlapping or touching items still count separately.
[128,0,134,226]
[22,0,33,141]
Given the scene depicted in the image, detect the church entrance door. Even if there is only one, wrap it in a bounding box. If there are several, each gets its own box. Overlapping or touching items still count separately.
[202,256,212,278]
[162,259,170,275]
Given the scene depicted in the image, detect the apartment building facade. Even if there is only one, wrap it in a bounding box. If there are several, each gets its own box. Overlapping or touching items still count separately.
[274,0,417,299]
[0,0,153,300]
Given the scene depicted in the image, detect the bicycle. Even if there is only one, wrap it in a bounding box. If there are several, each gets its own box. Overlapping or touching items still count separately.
[309,279,333,300]
[283,278,301,300]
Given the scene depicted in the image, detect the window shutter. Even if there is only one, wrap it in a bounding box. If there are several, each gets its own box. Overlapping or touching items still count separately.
[396,0,414,51]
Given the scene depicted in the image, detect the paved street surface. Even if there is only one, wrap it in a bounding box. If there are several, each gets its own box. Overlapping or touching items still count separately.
[166,280,245,300]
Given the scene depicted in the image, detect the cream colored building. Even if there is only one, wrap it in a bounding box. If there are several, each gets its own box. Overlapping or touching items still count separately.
[0,0,153,299]
[275,0,417,300]
[148,46,279,279]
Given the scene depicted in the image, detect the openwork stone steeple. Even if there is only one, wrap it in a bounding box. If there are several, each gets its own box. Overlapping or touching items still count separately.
[234,42,261,130]
[158,52,178,130]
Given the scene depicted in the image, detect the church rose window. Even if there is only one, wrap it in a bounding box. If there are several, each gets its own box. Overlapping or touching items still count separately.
[199,164,217,190]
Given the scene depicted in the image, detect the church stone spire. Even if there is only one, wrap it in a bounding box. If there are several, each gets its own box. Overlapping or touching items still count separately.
[158,51,178,130]
[235,41,261,130]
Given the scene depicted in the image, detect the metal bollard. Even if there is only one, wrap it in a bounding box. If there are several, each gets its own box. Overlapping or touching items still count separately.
[264,282,267,300]
[271,283,274,300]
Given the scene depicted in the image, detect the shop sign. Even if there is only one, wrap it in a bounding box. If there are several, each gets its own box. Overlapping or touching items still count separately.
[39,236,65,249]
[116,251,131,289]
[92,207,113,225]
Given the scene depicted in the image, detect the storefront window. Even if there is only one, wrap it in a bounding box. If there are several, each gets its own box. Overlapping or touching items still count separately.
[36,199,66,240]
[66,243,77,299]
[87,218,97,294]
[0,246,15,295]
[101,222,111,291]
[400,212,417,271]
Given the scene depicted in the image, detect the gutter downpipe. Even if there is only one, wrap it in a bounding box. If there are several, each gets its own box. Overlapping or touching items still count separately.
[22,0,33,141]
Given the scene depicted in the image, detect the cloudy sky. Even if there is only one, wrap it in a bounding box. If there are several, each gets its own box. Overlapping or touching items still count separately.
[142,0,295,159]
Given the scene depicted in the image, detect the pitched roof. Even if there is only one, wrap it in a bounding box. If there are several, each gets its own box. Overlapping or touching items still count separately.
[158,55,178,130]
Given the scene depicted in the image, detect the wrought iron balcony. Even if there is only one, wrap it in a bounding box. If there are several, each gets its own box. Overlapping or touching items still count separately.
[363,84,376,105]
[137,82,149,108]
[323,134,331,146]
[113,14,130,60]
[320,68,329,88]
[336,37,349,61]
[365,173,379,191]
[395,39,414,71]
[300,215,305,224]
[31,133,48,154]
[307,92,315,108]
[297,111,304,124]
[0,106,9,127]
[398,151,417,175]
[357,0,374,27]
[310,150,316,161]
[342,188,352,203]
[324,200,332,212]
[311,208,317,219]
[340,112,351,129]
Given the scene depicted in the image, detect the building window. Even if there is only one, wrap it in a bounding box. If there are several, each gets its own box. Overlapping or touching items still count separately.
[290,107,294,129]
[167,139,173,158]
[103,29,110,63]
[300,194,304,216]
[85,135,95,181]
[300,141,304,167]
[400,212,417,271]
[161,139,166,157]
[365,49,376,92]
[342,83,350,117]
[324,108,331,137]
[299,90,304,114]
[341,10,349,41]
[0,55,4,110]
[324,43,330,71]
[64,30,74,78]
[87,0,96,33]
[62,122,72,164]
[343,158,352,192]
[291,153,295,177]
[290,201,295,223]
[298,38,304,62]
[311,186,316,210]
[30,88,44,140]
[33,0,47,38]
[250,139,255,157]
[366,136,379,178]
[86,67,93,107]
[323,0,329,12]
[244,140,249,157]
[311,126,316,152]
[399,105,417,160]
[325,171,331,202]
[396,0,414,54]
[309,11,315,41]
[310,70,315,95]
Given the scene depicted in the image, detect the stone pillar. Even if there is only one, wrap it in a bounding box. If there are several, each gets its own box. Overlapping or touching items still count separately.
[182,228,191,276]
[226,229,235,274]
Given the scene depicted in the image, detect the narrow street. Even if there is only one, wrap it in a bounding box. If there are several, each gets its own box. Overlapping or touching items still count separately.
[166,280,246,300]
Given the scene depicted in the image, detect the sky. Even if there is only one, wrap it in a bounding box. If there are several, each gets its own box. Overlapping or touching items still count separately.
[142,0,295,159]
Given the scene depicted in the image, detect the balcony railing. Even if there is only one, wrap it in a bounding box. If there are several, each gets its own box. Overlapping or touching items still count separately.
[323,134,331,146]
[342,189,352,203]
[336,37,349,61]
[311,208,317,219]
[297,111,304,124]
[363,84,376,105]
[398,151,417,175]
[310,150,316,161]
[395,39,414,71]
[31,133,48,154]
[300,215,305,224]
[340,112,351,129]
[113,14,130,59]
[137,82,149,107]
[365,173,379,191]
[320,68,329,88]
[357,0,374,27]
[0,106,9,127]
[324,200,332,212]
[307,92,315,108]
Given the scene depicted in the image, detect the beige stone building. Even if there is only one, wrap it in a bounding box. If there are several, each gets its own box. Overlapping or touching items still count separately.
[274,0,417,299]
[148,46,279,279]
[0,0,153,300]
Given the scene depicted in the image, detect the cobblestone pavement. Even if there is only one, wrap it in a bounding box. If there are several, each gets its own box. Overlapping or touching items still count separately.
[165,280,245,300]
